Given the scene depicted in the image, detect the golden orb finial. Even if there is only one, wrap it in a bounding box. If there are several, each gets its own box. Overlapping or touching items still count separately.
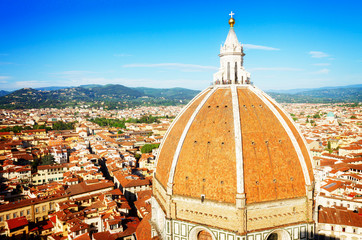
[229,11,235,27]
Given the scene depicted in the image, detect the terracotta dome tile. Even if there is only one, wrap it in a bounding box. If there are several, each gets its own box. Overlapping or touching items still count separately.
[155,89,210,188]
[173,88,237,203]
[237,88,306,203]
[155,86,312,205]
[264,95,314,183]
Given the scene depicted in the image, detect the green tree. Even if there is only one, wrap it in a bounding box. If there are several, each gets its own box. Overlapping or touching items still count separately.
[31,159,40,171]
[41,154,55,165]
[141,143,160,153]
[89,117,127,129]
[326,141,333,153]
[52,121,76,130]
[134,153,141,161]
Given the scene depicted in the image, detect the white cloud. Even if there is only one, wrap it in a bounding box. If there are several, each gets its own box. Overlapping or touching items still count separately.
[114,53,132,57]
[313,63,331,66]
[250,67,303,71]
[15,81,50,88]
[0,76,11,84]
[53,71,96,75]
[309,51,329,58]
[313,68,330,74]
[243,44,280,51]
[66,77,152,87]
[123,63,218,71]
[45,75,205,89]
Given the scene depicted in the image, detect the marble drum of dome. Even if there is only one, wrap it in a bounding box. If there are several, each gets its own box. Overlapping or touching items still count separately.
[151,12,315,240]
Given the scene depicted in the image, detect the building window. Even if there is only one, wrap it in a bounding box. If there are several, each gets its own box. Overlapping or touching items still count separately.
[342,227,345,232]
[27,209,30,215]
[13,213,17,218]
[0,216,3,221]
[6,214,9,220]
[331,226,334,231]
[20,211,24,217]
[42,206,46,212]
[36,207,39,213]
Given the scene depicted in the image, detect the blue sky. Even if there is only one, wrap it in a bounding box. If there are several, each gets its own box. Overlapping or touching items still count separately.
[0,0,361,91]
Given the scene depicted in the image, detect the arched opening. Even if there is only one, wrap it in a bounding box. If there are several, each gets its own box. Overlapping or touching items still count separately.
[189,226,215,240]
[198,230,212,240]
[234,62,238,83]
[267,233,278,240]
[265,229,291,240]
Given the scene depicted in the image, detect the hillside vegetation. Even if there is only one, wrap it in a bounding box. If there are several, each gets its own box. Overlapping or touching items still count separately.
[0,84,199,109]
[0,84,360,109]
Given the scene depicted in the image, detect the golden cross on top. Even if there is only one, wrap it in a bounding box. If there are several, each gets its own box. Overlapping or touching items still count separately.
[229,11,235,18]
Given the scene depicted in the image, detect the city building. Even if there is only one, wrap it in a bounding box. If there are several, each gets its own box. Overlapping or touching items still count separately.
[32,164,68,185]
[317,207,362,239]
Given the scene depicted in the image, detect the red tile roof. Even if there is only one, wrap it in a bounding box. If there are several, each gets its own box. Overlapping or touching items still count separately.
[0,194,67,213]
[92,231,117,240]
[135,214,152,240]
[73,233,91,240]
[319,207,362,227]
[114,174,151,189]
[65,180,114,196]
[6,216,28,230]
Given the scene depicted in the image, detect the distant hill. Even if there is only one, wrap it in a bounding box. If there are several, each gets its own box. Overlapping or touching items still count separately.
[267,85,362,103]
[133,87,200,100]
[0,90,9,97]
[90,84,143,98]
[0,84,360,109]
[35,86,73,91]
[79,84,103,89]
[0,84,198,109]
[267,84,362,94]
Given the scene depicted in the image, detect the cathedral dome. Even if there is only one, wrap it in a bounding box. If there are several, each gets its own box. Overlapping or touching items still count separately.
[151,12,315,240]
[155,85,314,205]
